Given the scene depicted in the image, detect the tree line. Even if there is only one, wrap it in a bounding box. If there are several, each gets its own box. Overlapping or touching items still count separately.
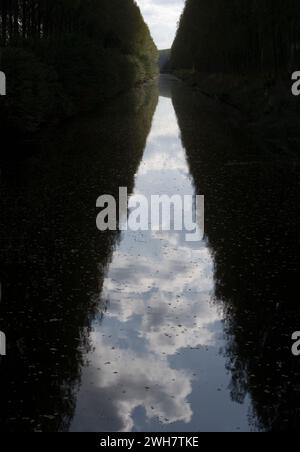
[170,0,300,76]
[0,0,158,132]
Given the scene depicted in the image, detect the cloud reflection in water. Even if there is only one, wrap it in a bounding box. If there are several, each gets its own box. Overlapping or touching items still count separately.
[71,95,240,432]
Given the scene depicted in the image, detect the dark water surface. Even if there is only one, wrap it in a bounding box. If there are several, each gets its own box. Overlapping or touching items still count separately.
[1,76,300,432]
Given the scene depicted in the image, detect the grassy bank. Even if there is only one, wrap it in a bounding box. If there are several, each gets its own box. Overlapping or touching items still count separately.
[173,70,300,155]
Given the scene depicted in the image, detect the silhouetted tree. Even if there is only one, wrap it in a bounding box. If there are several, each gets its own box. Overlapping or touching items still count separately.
[170,0,300,76]
[0,0,158,132]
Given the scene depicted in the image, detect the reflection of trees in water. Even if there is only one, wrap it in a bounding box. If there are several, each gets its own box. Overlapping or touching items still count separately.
[0,84,158,432]
[172,86,300,431]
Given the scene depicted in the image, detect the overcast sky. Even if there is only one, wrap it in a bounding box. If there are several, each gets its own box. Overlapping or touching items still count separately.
[135,0,185,49]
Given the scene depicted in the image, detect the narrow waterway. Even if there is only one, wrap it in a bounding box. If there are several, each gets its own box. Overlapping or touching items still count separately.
[70,78,252,432]
[1,76,299,432]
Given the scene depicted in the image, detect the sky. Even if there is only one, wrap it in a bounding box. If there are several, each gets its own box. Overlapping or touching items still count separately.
[135,0,185,49]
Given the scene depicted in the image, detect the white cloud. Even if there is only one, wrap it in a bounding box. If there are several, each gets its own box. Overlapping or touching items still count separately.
[135,0,185,49]
[82,336,193,431]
